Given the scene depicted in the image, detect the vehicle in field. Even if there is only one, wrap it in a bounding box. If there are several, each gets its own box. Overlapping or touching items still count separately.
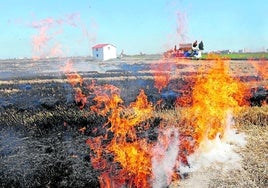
[164,40,204,59]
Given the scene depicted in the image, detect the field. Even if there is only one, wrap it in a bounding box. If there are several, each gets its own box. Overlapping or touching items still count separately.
[202,52,268,60]
[0,56,267,187]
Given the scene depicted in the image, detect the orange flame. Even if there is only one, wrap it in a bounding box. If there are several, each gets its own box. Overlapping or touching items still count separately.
[151,59,174,92]
[86,55,250,186]
[64,60,83,87]
[249,59,268,79]
[175,79,195,107]
[89,82,121,116]
[61,51,252,187]
[74,88,87,109]
[63,60,87,109]
[87,89,153,187]
[108,140,152,187]
[180,55,247,148]
[248,58,268,106]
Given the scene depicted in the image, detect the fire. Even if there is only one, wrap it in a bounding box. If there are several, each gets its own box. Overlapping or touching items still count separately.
[89,82,121,116]
[62,51,249,187]
[63,60,87,109]
[108,140,152,187]
[74,88,87,109]
[151,59,174,92]
[87,88,154,187]
[84,54,249,187]
[249,59,268,79]
[64,60,83,87]
[26,11,255,188]
[175,79,195,107]
[179,55,247,149]
[87,54,248,187]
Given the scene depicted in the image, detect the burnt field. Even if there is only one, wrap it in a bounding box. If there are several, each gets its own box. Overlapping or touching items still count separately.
[0,57,267,187]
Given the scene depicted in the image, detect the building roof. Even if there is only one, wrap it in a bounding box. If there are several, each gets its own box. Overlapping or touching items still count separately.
[179,43,192,50]
[92,43,115,49]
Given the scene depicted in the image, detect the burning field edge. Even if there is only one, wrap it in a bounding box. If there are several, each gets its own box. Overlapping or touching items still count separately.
[0,102,267,187]
[0,57,268,188]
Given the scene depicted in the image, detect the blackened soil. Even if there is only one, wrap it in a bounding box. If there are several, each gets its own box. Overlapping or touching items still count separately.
[0,59,266,187]
[0,104,104,187]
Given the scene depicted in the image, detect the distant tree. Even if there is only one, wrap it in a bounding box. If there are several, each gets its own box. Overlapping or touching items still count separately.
[198,41,204,50]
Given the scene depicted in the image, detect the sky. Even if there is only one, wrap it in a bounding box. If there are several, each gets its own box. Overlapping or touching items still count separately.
[0,0,267,59]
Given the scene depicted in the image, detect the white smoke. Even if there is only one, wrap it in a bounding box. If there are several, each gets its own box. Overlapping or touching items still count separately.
[152,127,180,188]
[178,111,247,187]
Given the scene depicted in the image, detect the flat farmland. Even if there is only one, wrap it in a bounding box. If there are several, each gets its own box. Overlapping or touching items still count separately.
[0,56,267,187]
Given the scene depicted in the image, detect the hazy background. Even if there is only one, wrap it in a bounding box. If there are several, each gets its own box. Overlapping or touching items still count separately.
[1,0,267,59]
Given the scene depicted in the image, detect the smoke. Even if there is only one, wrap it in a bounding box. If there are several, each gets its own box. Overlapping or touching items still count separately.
[178,112,246,187]
[80,19,98,50]
[176,11,188,42]
[152,127,179,188]
[30,15,78,59]
[163,10,189,51]
[223,111,247,147]
[29,13,94,59]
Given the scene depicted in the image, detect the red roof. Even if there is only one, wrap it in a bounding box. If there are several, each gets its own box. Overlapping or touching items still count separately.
[92,44,110,49]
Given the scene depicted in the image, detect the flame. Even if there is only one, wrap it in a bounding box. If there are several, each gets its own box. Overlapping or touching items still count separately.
[74,88,87,109]
[108,140,152,187]
[63,60,87,109]
[87,89,153,187]
[79,126,86,134]
[64,60,83,87]
[180,55,247,150]
[175,78,195,107]
[89,82,121,116]
[85,55,250,186]
[59,46,252,187]
[151,59,174,92]
[249,59,268,79]
[247,57,268,104]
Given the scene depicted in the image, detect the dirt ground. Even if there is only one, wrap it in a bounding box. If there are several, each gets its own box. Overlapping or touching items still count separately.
[0,57,267,187]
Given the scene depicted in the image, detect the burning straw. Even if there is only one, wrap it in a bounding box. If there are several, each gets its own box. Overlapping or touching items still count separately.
[1,55,266,187]
[61,54,253,187]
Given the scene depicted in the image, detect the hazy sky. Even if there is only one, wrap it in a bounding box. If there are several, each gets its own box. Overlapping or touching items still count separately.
[1,0,267,58]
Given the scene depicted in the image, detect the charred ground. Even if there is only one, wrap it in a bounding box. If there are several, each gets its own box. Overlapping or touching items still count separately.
[0,57,267,187]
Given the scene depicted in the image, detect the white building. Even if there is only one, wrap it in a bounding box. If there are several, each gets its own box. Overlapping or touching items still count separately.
[92,44,117,61]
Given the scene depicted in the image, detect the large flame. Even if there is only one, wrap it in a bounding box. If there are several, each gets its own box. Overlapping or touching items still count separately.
[63,53,251,187]
[87,88,154,187]
[179,55,247,151]
[27,12,260,188]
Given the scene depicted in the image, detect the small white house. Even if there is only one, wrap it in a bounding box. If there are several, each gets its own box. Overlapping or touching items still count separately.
[92,44,117,61]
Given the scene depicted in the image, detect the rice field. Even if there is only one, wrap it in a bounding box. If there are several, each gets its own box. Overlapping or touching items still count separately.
[0,56,267,187]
